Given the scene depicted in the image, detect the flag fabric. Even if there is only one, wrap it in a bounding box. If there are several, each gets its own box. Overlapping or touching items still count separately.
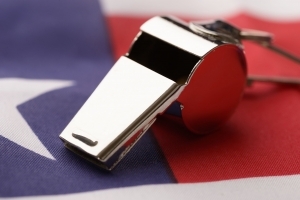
[1,0,300,199]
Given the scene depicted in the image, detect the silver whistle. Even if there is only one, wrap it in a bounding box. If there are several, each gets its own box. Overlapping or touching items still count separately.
[60,16,300,170]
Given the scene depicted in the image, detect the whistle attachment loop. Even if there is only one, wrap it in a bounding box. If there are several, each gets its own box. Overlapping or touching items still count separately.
[190,20,300,86]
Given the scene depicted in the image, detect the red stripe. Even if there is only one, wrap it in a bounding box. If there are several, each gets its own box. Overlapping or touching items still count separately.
[106,16,148,59]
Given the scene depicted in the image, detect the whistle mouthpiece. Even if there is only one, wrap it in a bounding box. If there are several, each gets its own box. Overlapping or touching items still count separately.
[59,56,182,170]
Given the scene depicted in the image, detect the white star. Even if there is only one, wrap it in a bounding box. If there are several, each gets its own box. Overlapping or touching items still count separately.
[0,78,74,159]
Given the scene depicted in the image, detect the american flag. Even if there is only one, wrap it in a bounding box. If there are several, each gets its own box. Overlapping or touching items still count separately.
[1,0,300,199]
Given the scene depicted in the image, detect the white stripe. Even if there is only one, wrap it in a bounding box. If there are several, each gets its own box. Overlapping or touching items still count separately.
[101,0,240,18]
[9,174,300,199]
[101,0,300,21]
[243,0,300,21]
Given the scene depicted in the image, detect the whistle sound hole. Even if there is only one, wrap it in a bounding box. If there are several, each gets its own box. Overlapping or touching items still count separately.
[127,33,200,84]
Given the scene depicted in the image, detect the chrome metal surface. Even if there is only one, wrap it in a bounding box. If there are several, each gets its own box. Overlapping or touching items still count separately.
[260,43,300,64]
[247,75,300,86]
[240,29,272,43]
